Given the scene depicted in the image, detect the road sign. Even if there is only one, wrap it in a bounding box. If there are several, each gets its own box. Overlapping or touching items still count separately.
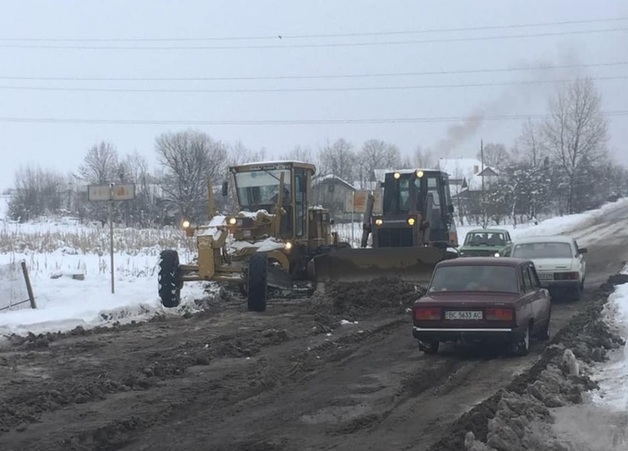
[345,190,382,214]
[88,183,136,202]
[86,183,136,294]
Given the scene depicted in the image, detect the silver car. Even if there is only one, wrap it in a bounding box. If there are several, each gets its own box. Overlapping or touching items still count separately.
[500,235,587,301]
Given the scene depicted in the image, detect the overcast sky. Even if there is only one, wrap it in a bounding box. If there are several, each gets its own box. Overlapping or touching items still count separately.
[0,0,626,190]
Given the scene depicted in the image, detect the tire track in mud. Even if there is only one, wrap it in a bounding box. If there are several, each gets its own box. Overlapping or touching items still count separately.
[0,311,413,450]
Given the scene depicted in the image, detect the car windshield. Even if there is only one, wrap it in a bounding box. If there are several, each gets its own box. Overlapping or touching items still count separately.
[429,265,519,293]
[511,242,573,259]
[465,232,506,246]
[234,170,291,210]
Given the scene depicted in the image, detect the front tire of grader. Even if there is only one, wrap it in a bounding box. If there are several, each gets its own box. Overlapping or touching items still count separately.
[247,253,268,312]
[158,250,182,308]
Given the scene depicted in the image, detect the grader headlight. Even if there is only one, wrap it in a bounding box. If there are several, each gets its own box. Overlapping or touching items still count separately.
[375,218,384,226]
[228,217,237,225]
[407,217,416,226]
[393,172,401,180]
[182,219,191,229]
[415,170,424,178]
[284,241,293,250]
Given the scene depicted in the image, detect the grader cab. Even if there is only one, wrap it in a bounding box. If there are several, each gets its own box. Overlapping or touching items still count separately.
[157,161,344,312]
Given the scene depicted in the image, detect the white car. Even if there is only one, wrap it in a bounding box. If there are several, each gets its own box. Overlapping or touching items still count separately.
[501,235,587,301]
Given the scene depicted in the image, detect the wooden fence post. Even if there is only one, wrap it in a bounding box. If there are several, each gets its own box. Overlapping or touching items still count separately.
[20,261,37,309]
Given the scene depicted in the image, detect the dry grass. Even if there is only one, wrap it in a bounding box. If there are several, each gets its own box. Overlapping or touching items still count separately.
[0,224,194,256]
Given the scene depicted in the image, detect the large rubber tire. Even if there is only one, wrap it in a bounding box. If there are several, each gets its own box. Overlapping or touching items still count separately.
[158,250,182,308]
[511,325,531,357]
[537,305,551,341]
[538,318,551,341]
[418,340,439,355]
[247,253,268,312]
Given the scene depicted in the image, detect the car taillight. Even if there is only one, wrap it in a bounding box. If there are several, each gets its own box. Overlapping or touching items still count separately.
[554,272,579,280]
[415,307,442,321]
[485,307,514,321]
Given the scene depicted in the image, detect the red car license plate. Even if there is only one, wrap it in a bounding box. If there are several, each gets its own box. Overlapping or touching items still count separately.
[445,311,483,320]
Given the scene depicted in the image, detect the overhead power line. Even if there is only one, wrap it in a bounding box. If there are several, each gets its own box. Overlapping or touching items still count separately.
[0,27,625,50]
[1,76,626,94]
[1,17,626,42]
[1,61,626,81]
[0,111,626,126]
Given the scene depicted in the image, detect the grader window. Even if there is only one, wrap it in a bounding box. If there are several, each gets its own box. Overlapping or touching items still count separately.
[234,170,292,210]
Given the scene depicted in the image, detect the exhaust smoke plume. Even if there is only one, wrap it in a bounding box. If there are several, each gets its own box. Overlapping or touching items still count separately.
[429,49,586,158]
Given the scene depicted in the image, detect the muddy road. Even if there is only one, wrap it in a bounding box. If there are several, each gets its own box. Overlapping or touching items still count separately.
[1,203,627,451]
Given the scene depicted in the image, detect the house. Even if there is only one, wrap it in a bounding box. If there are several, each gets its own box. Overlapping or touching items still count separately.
[437,157,499,196]
[311,174,356,222]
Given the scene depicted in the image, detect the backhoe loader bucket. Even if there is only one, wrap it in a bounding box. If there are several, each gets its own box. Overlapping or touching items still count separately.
[313,246,457,286]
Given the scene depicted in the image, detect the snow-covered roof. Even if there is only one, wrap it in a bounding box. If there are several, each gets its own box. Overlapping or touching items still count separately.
[437,158,498,191]
[312,174,355,190]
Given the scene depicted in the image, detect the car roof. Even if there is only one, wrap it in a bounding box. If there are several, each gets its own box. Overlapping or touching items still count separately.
[511,235,573,244]
[466,228,509,234]
[436,257,531,268]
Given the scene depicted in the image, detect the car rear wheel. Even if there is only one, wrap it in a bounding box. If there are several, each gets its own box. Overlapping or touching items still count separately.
[571,285,582,302]
[538,318,551,341]
[511,325,530,356]
[418,340,439,355]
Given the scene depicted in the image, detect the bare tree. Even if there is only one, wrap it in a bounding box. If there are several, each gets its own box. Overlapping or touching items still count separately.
[476,142,510,170]
[8,166,67,221]
[318,138,356,182]
[357,139,401,185]
[414,146,436,168]
[542,78,608,213]
[156,129,228,222]
[116,152,160,226]
[279,145,314,163]
[228,141,267,165]
[513,119,546,166]
[79,141,119,183]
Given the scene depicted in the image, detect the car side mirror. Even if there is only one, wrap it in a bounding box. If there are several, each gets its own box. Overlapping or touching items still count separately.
[448,204,454,214]
[221,181,229,197]
[579,247,587,254]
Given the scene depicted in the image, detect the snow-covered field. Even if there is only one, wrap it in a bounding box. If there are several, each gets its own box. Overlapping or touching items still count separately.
[0,197,626,338]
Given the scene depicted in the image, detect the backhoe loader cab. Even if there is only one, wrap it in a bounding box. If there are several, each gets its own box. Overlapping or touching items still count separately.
[370,170,458,248]
[312,169,459,286]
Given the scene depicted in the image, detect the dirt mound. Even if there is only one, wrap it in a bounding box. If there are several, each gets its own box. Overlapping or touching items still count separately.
[429,274,628,451]
[313,277,426,319]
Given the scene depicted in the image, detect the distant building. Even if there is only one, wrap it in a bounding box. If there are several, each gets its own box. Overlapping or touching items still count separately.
[311,175,357,221]
[437,157,499,196]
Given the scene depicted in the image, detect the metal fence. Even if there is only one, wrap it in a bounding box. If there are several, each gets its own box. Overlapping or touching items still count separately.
[0,261,37,312]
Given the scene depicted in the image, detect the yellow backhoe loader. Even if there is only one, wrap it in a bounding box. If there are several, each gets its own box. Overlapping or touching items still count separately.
[312,169,459,285]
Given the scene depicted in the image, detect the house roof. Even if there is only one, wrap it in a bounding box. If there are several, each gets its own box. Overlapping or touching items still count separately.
[312,174,355,190]
[437,157,498,191]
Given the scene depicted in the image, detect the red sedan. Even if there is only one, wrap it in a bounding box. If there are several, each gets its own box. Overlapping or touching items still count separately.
[412,257,552,356]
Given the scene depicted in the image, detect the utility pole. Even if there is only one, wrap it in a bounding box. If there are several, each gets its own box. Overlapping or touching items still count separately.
[481,139,486,226]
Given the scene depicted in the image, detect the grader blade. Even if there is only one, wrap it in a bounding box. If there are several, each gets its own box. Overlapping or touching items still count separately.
[267,264,293,290]
[313,247,456,285]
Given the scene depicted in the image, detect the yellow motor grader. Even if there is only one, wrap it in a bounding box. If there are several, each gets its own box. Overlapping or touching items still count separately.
[157,161,347,312]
